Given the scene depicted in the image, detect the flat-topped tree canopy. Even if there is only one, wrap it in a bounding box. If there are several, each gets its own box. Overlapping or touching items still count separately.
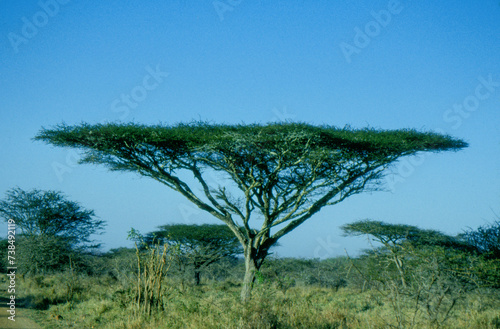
[35,121,467,241]
[35,121,467,301]
[35,121,466,156]
[341,220,476,252]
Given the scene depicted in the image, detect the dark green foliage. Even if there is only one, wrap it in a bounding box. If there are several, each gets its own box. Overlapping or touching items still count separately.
[462,219,500,259]
[0,188,105,274]
[34,122,467,157]
[17,235,72,275]
[0,187,105,248]
[0,238,8,273]
[342,220,476,253]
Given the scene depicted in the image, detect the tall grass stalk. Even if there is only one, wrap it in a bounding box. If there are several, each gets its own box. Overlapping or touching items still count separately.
[134,241,175,315]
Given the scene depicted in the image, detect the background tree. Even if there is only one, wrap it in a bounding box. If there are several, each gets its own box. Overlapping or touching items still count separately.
[0,187,105,274]
[460,217,500,287]
[462,217,500,260]
[145,224,242,285]
[342,220,486,328]
[341,220,475,287]
[35,122,466,300]
[0,238,8,273]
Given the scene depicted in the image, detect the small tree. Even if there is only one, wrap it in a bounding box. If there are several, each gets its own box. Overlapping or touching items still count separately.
[341,220,474,287]
[146,224,242,285]
[0,187,105,273]
[35,122,466,300]
[342,220,482,328]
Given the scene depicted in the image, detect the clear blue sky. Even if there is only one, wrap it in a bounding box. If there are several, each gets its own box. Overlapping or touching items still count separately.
[1,0,499,258]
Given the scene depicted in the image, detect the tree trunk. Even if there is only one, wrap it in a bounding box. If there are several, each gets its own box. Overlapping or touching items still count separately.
[392,255,407,288]
[240,242,270,302]
[194,269,201,286]
[241,254,258,303]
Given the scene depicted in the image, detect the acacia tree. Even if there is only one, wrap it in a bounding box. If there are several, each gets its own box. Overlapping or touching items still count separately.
[342,220,484,327]
[462,218,500,259]
[35,122,466,301]
[0,188,105,273]
[460,218,500,287]
[145,224,242,285]
[341,220,475,287]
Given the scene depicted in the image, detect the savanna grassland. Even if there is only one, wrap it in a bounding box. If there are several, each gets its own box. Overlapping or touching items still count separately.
[8,253,500,329]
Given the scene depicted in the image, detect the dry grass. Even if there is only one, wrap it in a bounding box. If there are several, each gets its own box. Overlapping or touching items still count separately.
[15,274,500,329]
